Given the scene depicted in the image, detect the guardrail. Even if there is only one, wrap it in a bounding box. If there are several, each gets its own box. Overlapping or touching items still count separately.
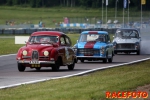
[0,28,117,34]
[0,23,149,34]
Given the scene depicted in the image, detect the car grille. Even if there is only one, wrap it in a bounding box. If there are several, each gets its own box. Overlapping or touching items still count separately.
[77,49,100,56]
[39,56,49,60]
[116,44,135,49]
[22,51,49,60]
[32,51,39,60]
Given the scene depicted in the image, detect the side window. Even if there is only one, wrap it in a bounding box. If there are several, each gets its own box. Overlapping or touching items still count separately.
[60,37,65,45]
[65,36,71,46]
[106,35,111,42]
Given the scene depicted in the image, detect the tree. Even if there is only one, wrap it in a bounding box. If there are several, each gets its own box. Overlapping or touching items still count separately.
[6,0,12,6]
[30,0,36,7]
[0,0,150,11]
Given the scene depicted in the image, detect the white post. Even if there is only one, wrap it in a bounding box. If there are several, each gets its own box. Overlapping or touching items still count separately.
[106,5,107,24]
[128,0,129,26]
[102,0,103,25]
[123,8,124,28]
[106,0,108,24]
[115,0,117,20]
[141,3,142,29]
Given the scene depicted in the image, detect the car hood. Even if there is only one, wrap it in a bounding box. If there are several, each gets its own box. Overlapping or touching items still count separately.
[76,41,107,49]
[113,38,140,43]
[23,44,54,52]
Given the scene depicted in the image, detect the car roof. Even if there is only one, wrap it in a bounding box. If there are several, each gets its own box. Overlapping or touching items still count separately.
[31,31,65,36]
[81,31,108,35]
[117,28,140,34]
[117,28,140,32]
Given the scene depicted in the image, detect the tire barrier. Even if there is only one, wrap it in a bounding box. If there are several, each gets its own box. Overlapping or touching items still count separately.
[0,23,149,34]
[0,28,117,34]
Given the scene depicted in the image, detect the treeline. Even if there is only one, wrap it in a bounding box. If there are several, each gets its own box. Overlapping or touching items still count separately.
[0,0,149,11]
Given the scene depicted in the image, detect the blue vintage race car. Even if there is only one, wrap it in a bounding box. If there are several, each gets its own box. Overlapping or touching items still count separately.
[73,31,114,63]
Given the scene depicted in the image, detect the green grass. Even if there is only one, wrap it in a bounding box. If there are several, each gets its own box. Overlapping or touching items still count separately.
[0,33,113,55]
[0,38,24,55]
[0,6,150,27]
[0,34,80,55]
[0,60,150,100]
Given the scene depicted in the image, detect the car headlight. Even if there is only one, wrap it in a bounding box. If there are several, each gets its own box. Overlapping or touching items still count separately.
[135,42,139,45]
[100,46,105,54]
[22,50,27,56]
[72,46,77,53]
[135,42,140,49]
[113,42,117,48]
[44,51,49,56]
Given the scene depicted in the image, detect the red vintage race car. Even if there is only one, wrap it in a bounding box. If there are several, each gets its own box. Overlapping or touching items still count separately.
[16,31,76,72]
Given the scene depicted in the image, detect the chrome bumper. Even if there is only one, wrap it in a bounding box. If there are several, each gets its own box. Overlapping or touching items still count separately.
[77,56,106,59]
[17,60,55,64]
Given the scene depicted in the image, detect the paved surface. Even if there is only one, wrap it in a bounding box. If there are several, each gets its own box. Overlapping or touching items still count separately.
[0,54,149,88]
[0,32,150,88]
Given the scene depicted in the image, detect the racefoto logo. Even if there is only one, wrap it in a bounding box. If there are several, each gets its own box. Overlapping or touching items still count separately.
[106,91,148,99]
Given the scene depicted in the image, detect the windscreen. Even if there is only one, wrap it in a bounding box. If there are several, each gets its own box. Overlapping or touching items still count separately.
[116,30,139,39]
[79,34,106,42]
[29,35,58,44]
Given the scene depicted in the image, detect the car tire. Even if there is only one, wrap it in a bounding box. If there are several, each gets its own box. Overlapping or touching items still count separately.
[114,51,117,54]
[137,50,140,55]
[103,53,108,63]
[35,67,41,71]
[108,53,113,63]
[68,59,75,70]
[52,58,60,71]
[80,59,84,63]
[18,63,26,72]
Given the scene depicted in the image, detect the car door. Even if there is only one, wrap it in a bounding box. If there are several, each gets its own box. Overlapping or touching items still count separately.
[59,35,67,64]
[106,35,113,56]
[64,35,73,63]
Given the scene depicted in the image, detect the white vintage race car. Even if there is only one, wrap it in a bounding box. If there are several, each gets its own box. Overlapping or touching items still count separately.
[112,28,141,55]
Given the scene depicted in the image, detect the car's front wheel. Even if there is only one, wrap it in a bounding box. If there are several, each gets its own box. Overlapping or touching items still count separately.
[103,53,108,63]
[18,63,26,72]
[52,58,60,71]
[80,59,84,63]
[35,67,41,71]
[108,53,113,63]
[137,50,140,55]
[68,59,75,70]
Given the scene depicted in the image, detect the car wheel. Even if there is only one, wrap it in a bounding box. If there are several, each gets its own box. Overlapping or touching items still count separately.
[108,53,113,63]
[114,51,117,54]
[103,53,108,63]
[137,50,140,55]
[35,67,41,71]
[52,58,60,71]
[18,63,26,72]
[68,59,75,70]
[80,59,84,63]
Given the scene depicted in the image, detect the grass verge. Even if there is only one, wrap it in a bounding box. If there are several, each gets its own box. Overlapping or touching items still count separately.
[0,33,114,55]
[0,60,150,100]
[0,6,150,27]
[0,34,80,55]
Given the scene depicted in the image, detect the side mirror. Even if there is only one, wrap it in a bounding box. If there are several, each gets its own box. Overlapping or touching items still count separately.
[25,41,28,46]
[108,41,111,43]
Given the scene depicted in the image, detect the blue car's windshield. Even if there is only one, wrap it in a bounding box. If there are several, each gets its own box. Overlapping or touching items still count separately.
[79,34,106,42]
